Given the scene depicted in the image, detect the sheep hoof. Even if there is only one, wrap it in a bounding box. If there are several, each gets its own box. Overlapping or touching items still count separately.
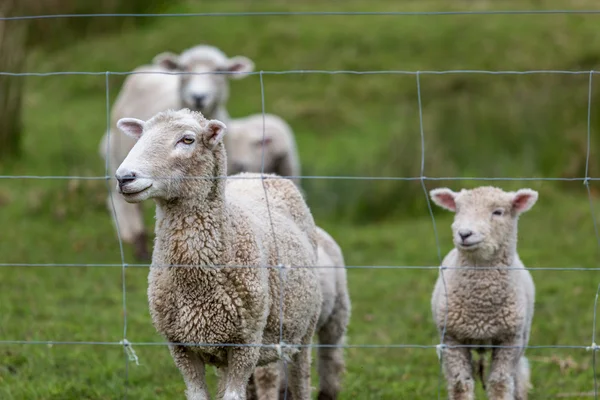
[317,391,335,400]
[133,232,150,261]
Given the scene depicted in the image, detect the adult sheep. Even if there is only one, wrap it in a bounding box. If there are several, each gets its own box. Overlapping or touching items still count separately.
[247,227,351,400]
[100,44,300,261]
[429,186,537,400]
[114,108,322,400]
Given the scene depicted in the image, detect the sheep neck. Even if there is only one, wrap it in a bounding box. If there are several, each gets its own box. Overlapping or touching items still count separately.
[153,151,231,276]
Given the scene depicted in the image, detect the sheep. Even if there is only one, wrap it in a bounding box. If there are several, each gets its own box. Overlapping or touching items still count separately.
[100,45,301,261]
[429,186,537,400]
[99,63,181,260]
[114,108,322,400]
[246,226,351,400]
[226,114,301,188]
[155,46,302,187]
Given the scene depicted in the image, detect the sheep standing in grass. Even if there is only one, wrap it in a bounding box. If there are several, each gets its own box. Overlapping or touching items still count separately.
[429,186,537,400]
[100,44,301,260]
[247,226,351,400]
[114,108,321,400]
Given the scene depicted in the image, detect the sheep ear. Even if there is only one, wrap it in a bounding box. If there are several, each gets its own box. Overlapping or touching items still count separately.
[205,119,227,148]
[511,189,538,214]
[226,56,254,79]
[153,52,181,70]
[430,188,458,212]
[116,118,145,140]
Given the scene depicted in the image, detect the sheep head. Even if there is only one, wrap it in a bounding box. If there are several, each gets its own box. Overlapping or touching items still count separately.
[115,108,227,204]
[153,45,254,118]
[430,186,538,262]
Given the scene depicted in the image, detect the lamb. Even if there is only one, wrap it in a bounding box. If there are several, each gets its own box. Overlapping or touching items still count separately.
[247,226,351,400]
[114,108,322,400]
[226,114,301,188]
[429,186,537,400]
[100,44,301,260]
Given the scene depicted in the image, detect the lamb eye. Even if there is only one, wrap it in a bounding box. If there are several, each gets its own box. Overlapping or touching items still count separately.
[181,137,195,145]
[492,209,504,216]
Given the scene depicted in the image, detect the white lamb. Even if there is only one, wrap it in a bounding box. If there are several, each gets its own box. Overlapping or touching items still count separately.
[226,114,301,188]
[429,186,537,400]
[100,44,300,260]
[247,226,351,400]
[114,108,322,400]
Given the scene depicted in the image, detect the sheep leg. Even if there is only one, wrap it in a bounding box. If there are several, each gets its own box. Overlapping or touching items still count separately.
[486,338,523,400]
[287,326,316,400]
[315,298,350,400]
[106,193,149,260]
[168,344,210,400]
[514,356,530,400]
[253,363,281,400]
[220,346,261,400]
[441,337,475,400]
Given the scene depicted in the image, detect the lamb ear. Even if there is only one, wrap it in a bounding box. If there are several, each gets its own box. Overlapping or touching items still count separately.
[511,189,538,214]
[430,188,458,212]
[226,56,254,79]
[116,118,145,140]
[153,52,181,70]
[205,119,227,148]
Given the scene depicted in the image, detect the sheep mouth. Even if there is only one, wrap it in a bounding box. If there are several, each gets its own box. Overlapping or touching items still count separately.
[121,184,152,196]
[458,241,482,250]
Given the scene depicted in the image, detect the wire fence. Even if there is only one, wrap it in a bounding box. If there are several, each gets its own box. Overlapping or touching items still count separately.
[1,8,600,400]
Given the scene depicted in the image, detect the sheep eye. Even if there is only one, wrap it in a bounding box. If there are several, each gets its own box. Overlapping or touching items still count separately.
[492,209,504,216]
[181,137,195,145]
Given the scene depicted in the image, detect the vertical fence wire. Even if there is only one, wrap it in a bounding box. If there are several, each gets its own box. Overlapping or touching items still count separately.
[103,71,131,398]
[583,70,600,400]
[258,70,289,399]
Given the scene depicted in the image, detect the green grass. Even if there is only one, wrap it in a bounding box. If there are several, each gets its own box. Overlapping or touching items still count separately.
[1,0,600,398]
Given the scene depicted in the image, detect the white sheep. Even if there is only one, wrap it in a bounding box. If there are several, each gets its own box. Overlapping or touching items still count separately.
[226,114,301,188]
[100,45,300,260]
[114,108,322,400]
[247,226,351,400]
[429,186,537,400]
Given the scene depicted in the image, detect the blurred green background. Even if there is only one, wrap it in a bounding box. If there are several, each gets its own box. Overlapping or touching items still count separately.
[0,0,599,399]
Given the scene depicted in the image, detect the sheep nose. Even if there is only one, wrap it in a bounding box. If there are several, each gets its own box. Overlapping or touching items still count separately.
[116,172,137,188]
[192,95,206,110]
[458,230,473,241]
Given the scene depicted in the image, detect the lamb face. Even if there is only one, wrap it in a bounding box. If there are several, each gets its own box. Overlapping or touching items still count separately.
[430,186,538,262]
[154,45,254,118]
[114,109,226,203]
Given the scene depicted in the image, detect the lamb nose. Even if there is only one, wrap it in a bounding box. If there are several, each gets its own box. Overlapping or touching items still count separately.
[459,230,473,240]
[117,173,136,186]
[193,95,206,109]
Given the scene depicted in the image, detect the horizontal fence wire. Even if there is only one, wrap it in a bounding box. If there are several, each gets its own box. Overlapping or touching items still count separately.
[4,10,600,21]
[2,69,600,77]
[1,9,600,398]
[0,340,591,350]
[1,263,600,270]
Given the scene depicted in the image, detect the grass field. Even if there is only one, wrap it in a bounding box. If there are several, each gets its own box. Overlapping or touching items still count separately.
[1,0,600,398]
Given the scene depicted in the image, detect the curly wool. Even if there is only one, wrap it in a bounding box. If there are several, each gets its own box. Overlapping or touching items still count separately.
[430,186,536,400]
[116,109,322,399]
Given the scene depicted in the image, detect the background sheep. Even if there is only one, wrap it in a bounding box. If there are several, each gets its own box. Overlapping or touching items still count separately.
[247,226,351,400]
[429,186,537,400]
[99,45,254,260]
[114,108,322,400]
[100,44,302,261]
[226,114,301,188]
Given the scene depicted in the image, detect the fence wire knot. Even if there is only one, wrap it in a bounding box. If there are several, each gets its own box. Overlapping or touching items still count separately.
[120,339,140,365]
[436,343,447,359]
[587,342,599,351]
